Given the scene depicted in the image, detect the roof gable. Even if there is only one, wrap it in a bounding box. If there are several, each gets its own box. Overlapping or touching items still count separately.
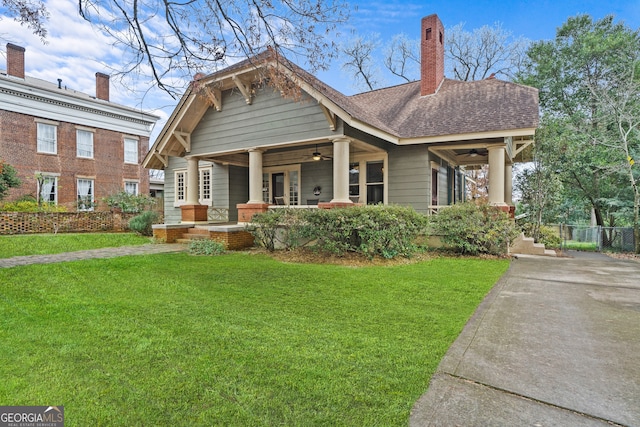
[144,51,539,169]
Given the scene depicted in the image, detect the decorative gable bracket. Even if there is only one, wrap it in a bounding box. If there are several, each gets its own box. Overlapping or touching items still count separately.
[174,131,191,153]
[203,86,222,111]
[153,152,168,168]
[318,102,337,131]
[232,75,253,105]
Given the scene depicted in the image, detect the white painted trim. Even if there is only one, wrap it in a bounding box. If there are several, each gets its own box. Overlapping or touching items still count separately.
[0,77,158,136]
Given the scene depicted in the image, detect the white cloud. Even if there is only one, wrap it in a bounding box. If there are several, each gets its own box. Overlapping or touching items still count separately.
[1,0,177,144]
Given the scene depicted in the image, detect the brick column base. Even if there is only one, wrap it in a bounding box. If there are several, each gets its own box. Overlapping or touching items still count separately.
[181,205,208,222]
[237,203,270,223]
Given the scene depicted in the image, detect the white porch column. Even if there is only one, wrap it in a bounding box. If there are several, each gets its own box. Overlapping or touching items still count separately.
[186,156,200,205]
[504,163,513,205]
[487,145,507,206]
[331,137,352,203]
[248,149,264,204]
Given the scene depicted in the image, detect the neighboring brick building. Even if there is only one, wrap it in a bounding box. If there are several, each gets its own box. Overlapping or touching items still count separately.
[0,43,159,211]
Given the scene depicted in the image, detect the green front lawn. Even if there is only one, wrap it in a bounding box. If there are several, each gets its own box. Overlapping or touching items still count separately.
[0,233,151,258]
[0,252,509,426]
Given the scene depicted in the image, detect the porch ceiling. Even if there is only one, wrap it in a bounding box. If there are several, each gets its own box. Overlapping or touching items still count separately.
[195,138,384,168]
[429,135,535,167]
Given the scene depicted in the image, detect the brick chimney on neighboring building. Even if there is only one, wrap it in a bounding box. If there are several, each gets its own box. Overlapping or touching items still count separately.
[6,43,25,79]
[96,72,110,101]
[420,14,445,96]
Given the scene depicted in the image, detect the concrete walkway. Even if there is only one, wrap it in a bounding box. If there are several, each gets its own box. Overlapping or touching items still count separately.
[410,251,640,427]
[0,244,187,268]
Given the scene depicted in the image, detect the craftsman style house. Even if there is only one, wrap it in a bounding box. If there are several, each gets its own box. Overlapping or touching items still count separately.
[144,14,538,230]
[0,44,159,211]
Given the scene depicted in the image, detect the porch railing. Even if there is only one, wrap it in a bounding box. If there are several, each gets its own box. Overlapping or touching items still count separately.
[428,205,451,215]
[208,207,229,222]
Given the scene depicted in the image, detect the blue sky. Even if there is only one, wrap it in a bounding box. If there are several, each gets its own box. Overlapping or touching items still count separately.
[2,0,639,141]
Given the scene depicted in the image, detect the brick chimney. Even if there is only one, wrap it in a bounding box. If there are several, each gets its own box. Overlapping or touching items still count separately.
[6,43,25,79]
[420,14,445,96]
[96,72,110,101]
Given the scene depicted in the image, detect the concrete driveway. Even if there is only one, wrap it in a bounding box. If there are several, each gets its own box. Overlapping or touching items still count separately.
[410,252,640,426]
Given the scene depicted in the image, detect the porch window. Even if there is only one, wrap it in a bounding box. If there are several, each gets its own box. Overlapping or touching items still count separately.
[289,171,299,205]
[199,167,212,205]
[366,161,384,205]
[174,167,213,206]
[175,171,186,204]
[349,163,360,200]
[348,156,387,205]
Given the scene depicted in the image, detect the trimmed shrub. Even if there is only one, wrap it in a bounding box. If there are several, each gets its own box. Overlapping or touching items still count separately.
[0,200,67,212]
[248,208,309,251]
[103,191,157,213]
[432,202,518,256]
[128,211,159,236]
[302,205,429,258]
[189,239,225,255]
[249,205,429,258]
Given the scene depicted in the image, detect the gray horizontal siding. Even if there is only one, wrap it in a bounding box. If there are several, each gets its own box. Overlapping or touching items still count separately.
[228,166,248,221]
[163,156,187,224]
[301,161,333,204]
[387,145,430,213]
[190,87,335,155]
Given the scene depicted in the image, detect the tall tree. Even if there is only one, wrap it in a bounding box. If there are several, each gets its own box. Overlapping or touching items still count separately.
[519,15,640,250]
[586,58,640,251]
[446,22,529,81]
[2,0,349,98]
[341,21,528,90]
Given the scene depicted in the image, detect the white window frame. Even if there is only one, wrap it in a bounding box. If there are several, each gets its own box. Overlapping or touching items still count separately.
[174,170,186,206]
[77,178,95,211]
[76,128,94,159]
[349,154,388,205]
[37,173,59,204]
[199,167,212,205]
[262,164,301,206]
[36,121,58,154]
[124,138,139,164]
[174,166,214,206]
[124,181,139,195]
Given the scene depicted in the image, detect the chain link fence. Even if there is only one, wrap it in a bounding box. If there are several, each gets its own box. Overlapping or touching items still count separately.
[559,225,636,252]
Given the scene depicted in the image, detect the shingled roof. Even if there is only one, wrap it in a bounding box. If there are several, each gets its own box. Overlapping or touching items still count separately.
[348,78,539,139]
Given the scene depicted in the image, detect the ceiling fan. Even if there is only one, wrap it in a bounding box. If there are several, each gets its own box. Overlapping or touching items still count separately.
[311,144,332,161]
[464,148,487,157]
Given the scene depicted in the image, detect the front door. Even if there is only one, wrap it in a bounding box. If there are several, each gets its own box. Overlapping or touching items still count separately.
[272,173,285,204]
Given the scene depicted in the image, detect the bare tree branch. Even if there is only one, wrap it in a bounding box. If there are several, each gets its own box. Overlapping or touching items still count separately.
[1,0,49,39]
[340,34,382,91]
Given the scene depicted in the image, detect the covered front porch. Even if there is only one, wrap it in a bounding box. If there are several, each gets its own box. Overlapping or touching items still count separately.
[174,136,389,224]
